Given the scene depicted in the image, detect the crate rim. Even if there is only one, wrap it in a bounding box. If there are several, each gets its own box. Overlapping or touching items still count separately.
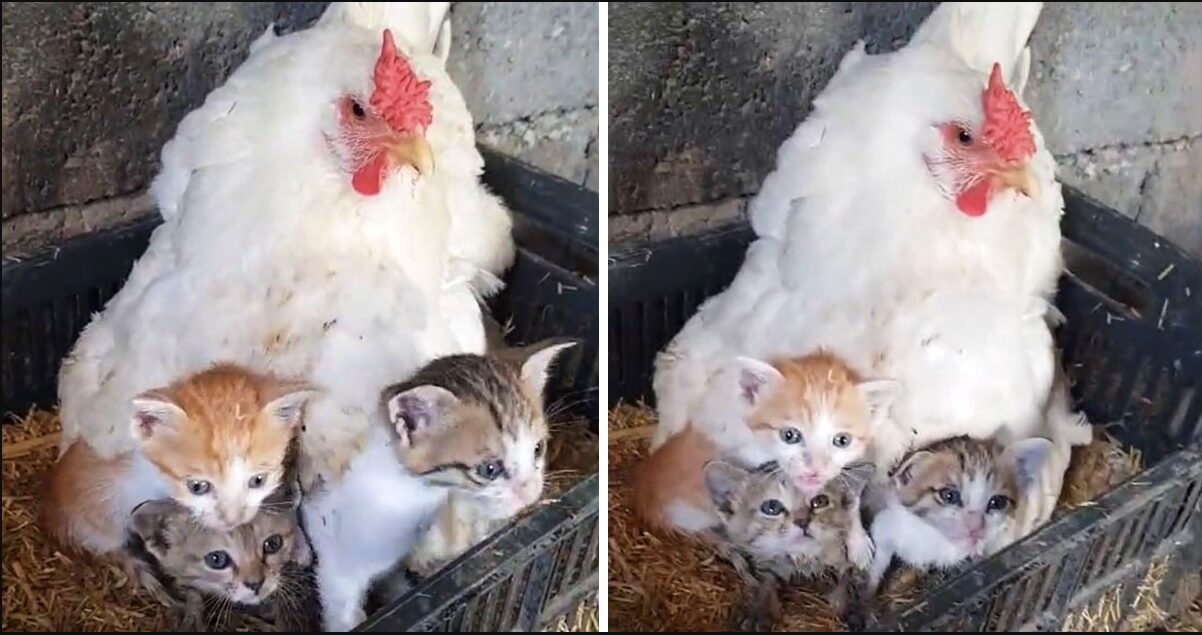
[357,473,600,631]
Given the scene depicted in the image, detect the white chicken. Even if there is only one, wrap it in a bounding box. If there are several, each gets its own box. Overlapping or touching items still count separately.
[651,2,1092,535]
[56,2,515,486]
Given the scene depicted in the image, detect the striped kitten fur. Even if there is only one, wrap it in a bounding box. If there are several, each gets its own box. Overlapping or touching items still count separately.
[704,460,875,631]
[125,484,314,632]
[392,339,577,579]
[866,435,1052,595]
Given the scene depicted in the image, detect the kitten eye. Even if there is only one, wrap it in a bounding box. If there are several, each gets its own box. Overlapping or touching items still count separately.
[937,486,962,506]
[350,99,366,120]
[987,495,1011,513]
[831,433,852,448]
[475,460,505,481]
[248,473,268,489]
[187,479,212,496]
[263,534,284,555]
[204,550,231,570]
[810,494,830,510]
[779,427,802,445]
[760,499,785,516]
[957,126,974,146]
[534,440,546,459]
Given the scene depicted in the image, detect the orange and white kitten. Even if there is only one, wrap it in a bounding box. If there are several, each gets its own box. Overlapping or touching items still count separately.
[634,352,893,564]
[668,351,899,500]
[43,363,316,561]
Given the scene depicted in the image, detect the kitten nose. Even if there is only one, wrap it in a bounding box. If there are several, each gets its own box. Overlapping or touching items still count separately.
[245,579,264,594]
[968,512,985,533]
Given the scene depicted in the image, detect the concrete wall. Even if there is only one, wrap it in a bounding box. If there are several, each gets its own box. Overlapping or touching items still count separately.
[1,2,598,257]
[609,2,1202,259]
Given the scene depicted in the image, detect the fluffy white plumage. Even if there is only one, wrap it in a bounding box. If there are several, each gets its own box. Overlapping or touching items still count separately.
[57,3,515,485]
[652,2,1091,535]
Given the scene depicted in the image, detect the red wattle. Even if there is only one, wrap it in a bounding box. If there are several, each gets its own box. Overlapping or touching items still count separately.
[352,153,388,196]
[955,180,991,217]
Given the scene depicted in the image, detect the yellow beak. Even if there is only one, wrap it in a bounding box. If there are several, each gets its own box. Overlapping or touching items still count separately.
[386,135,435,177]
[994,165,1038,200]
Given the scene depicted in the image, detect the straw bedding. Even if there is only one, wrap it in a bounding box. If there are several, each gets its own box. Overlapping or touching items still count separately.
[1,409,597,632]
[608,403,1189,632]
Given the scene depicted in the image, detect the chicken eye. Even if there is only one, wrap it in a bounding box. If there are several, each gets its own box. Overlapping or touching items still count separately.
[957,127,974,146]
[350,100,366,120]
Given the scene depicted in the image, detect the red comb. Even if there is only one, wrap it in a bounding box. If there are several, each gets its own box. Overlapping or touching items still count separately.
[370,29,433,135]
[980,63,1035,164]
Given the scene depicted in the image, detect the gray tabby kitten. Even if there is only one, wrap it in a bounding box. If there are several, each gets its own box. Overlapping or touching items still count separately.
[125,488,315,632]
[704,460,875,632]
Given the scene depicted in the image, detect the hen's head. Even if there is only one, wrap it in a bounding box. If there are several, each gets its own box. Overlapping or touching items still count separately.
[327,29,434,196]
[923,63,1039,217]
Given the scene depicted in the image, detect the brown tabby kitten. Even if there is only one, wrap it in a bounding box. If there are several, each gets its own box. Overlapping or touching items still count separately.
[125,487,315,632]
[704,460,875,632]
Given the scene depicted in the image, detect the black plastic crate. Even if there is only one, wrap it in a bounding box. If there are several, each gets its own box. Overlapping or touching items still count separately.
[1,150,599,633]
[609,187,1202,631]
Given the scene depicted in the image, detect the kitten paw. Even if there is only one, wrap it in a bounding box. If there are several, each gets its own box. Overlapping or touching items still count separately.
[735,608,777,633]
[174,608,208,632]
[735,589,782,632]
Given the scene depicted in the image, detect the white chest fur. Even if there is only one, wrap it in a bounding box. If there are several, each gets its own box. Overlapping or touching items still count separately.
[867,503,972,592]
[303,430,447,632]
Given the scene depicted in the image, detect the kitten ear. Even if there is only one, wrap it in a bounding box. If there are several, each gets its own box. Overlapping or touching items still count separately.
[703,460,747,515]
[1003,437,1054,493]
[842,460,878,494]
[130,392,187,441]
[385,385,460,446]
[263,382,319,429]
[891,450,933,488]
[292,529,314,567]
[516,338,579,395]
[729,357,784,408]
[129,499,189,559]
[856,379,901,422]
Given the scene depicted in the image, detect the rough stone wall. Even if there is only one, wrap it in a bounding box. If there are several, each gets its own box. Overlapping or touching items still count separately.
[609,2,1202,259]
[0,1,598,257]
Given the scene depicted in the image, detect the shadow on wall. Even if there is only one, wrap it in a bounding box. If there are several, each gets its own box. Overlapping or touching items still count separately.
[1,2,327,229]
[608,1,938,217]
